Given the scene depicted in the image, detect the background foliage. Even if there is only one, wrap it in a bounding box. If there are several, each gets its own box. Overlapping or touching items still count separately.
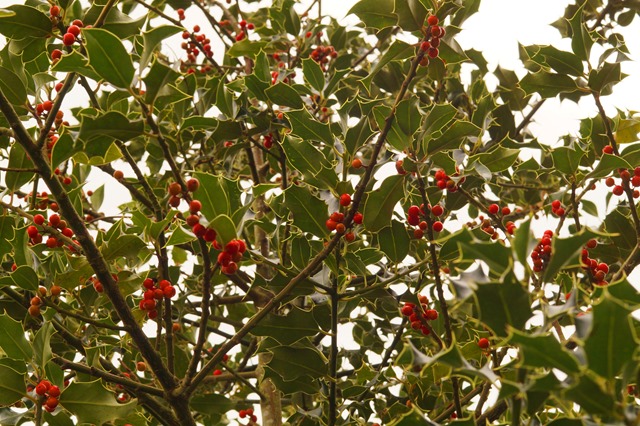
[0,0,640,425]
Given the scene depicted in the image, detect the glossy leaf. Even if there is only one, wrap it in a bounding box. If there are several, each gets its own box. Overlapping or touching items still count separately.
[0,5,51,39]
[59,380,136,424]
[286,109,334,145]
[140,25,182,70]
[302,58,325,92]
[520,71,578,98]
[78,111,144,142]
[584,293,637,379]
[473,276,532,337]
[0,365,25,406]
[83,28,135,89]
[509,330,580,374]
[283,185,329,237]
[265,82,303,109]
[348,0,396,29]
[378,220,410,263]
[0,314,32,361]
[363,175,405,232]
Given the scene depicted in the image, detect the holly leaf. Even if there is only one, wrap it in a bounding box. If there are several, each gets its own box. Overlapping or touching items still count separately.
[0,313,32,361]
[83,28,134,89]
[59,380,136,424]
[363,175,405,232]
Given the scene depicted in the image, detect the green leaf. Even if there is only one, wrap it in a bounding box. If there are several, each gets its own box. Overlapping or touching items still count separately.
[508,330,581,374]
[265,82,303,109]
[10,265,38,291]
[348,0,397,29]
[83,28,134,89]
[0,365,25,406]
[423,103,458,135]
[208,215,237,245]
[283,185,329,237]
[302,58,325,92]
[5,143,34,191]
[588,62,624,93]
[588,153,632,178]
[189,393,234,418]
[363,175,405,232]
[33,321,54,369]
[0,216,14,260]
[143,59,181,104]
[584,293,637,379]
[514,217,534,266]
[140,25,182,70]
[615,118,640,144]
[551,144,585,175]
[564,374,615,417]
[569,4,593,62]
[539,46,584,76]
[51,133,81,169]
[165,225,197,247]
[101,234,147,261]
[281,137,337,189]
[79,111,144,142]
[360,40,414,89]
[226,39,268,59]
[469,147,520,172]
[426,121,480,155]
[520,71,578,98]
[0,67,27,109]
[267,345,327,381]
[473,276,532,337]
[0,314,32,361]
[373,105,409,151]
[394,0,427,31]
[252,307,322,344]
[0,5,51,39]
[51,50,102,81]
[344,117,374,156]
[59,380,136,425]
[286,109,334,145]
[378,220,410,263]
[192,172,231,221]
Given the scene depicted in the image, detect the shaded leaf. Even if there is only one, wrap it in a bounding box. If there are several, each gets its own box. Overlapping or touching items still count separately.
[0,313,32,361]
[83,28,134,89]
[363,175,405,232]
[283,185,329,237]
[59,380,136,425]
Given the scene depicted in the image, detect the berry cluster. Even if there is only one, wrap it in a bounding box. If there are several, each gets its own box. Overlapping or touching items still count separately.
[551,200,565,217]
[234,19,255,42]
[62,20,84,46]
[176,8,185,21]
[27,213,74,248]
[406,204,443,237]
[531,230,554,272]
[581,239,609,285]
[179,25,215,74]
[487,203,511,216]
[238,407,257,424]
[434,169,463,192]
[20,191,55,211]
[34,380,61,412]
[325,194,363,241]
[605,167,640,198]
[167,178,199,209]
[28,294,43,317]
[419,15,445,66]
[217,239,247,274]
[400,295,438,336]
[309,45,337,71]
[139,278,176,319]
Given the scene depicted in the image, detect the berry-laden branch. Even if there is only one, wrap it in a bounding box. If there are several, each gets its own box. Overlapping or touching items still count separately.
[0,88,186,410]
[181,29,432,398]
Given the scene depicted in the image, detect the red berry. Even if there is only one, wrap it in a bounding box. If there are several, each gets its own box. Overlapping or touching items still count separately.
[163,285,176,298]
[51,49,62,61]
[189,200,202,213]
[136,362,146,372]
[50,5,60,16]
[413,229,424,239]
[353,212,363,224]
[186,178,200,192]
[602,145,614,154]
[427,15,439,26]
[488,204,499,215]
[62,33,75,46]
[339,193,351,207]
[48,385,61,397]
[605,177,615,187]
[67,25,80,37]
[425,309,438,320]
[396,160,406,175]
[431,205,444,216]
[478,337,490,349]
[213,369,222,376]
[408,205,420,217]
[613,185,624,196]
[586,239,597,249]
[501,206,511,215]
[420,41,431,51]
[432,221,443,232]
[428,47,439,58]
[143,278,155,289]
[168,182,182,196]
[325,219,337,231]
[401,305,414,316]
[27,225,39,239]
[34,214,45,225]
